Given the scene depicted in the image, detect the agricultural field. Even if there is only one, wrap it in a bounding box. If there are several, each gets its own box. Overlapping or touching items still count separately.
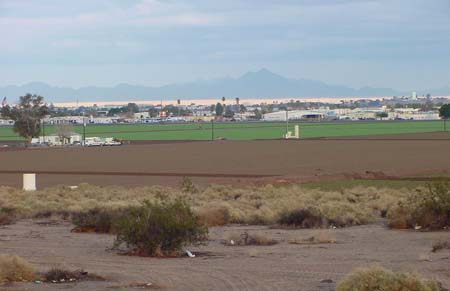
[0,120,446,141]
[0,132,449,188]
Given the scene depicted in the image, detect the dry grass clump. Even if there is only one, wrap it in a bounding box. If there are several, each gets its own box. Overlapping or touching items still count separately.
[42,268,104,283]
[196,206,230,227]
[0,255,36,283]
[337,266,441,291]
[388,182,450,230]
[0,181,414,227]
[225,232,277,246]
[289,230,336,245]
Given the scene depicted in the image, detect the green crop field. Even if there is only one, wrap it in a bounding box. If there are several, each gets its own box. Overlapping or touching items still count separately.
[0,120,446,141]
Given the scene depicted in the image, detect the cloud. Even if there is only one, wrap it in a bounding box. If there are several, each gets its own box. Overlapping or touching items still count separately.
[1,0,450,89]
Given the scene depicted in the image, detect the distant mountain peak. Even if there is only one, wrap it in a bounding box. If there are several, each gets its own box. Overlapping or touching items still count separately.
[240,68,285,81]
[0,69,418,102]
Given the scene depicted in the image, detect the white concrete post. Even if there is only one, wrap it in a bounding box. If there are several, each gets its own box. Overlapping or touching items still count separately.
[294,125,300,139]
[23,173,36,191]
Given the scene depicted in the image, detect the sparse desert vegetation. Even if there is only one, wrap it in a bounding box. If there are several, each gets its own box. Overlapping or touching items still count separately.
[0,178,449,289]
[388,182,450,230]
[0,182,415,227]
[337,266,442,291]
[0,255,36,283]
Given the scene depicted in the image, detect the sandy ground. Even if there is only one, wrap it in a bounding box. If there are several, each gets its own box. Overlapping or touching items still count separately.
[0,132,449,188]
[0,220,448,291]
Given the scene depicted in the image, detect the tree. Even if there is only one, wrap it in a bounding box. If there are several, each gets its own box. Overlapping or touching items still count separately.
[224,106,234,118]
[239,104,247,113]
[126,103,139,113]
[253,108,263,120]
[56,122,74,144]
[148,107,159,118]
[439,104,450,131]
[215,103,224,116]
[0,94,49,142]
[375,112,388,120]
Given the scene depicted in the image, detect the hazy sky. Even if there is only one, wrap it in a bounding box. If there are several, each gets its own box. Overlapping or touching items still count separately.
[1,0,450,90]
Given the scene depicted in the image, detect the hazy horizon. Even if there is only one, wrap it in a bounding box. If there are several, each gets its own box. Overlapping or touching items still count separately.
[1,0,450,91]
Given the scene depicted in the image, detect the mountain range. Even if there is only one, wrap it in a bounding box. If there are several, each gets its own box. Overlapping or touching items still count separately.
[0,69,448,103]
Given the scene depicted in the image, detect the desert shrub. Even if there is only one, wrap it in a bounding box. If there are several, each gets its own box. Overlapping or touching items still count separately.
[225,232,277,246]
[180,177,198,193]
[387,201,413,229]
[0,207,17,225]
[71,208,125,233]
[196,206,230,226]
[337,266,441,291]
[278,208,326,228]
[389,182,450,230]
[43,268,104,283]
[0,255,36,283]
[114,200,208,257]
[44,268,80,283]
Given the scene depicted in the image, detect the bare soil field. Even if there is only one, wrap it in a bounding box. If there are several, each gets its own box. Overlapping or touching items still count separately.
[0,132,449,188]
[0,220,449,291]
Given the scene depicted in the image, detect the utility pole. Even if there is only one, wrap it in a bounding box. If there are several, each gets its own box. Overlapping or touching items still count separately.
[211,119,214,141]
[83,118,86,146]
[42,119,45,144]
[285,110,289,137]
[160,99,163,120]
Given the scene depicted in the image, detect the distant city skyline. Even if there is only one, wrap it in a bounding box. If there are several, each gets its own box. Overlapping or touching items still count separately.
[1,0,450,90]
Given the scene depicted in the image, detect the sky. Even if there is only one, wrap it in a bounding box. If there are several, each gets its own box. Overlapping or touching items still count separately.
[1,0,450,90]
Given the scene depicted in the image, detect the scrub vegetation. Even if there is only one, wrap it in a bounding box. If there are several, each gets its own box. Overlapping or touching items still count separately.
[337,266,442,291]
[388,182,450,230]
[0,182,415,227]
[0,255,36,283]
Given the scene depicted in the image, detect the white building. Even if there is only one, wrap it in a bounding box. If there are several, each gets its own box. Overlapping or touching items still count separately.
[389,109,440,120]
[31,133,82,146]
[0,119,14,125]
[263,110,326,121]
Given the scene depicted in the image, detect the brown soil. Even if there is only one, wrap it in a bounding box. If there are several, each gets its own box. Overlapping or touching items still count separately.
[0,220,449,291]
[0,132,449,188]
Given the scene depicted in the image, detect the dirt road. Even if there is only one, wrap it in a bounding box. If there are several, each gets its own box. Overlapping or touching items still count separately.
[0,220,448,291]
